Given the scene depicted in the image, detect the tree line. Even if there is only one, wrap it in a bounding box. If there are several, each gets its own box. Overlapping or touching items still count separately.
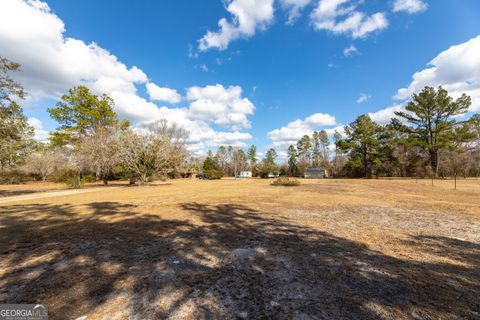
[286,86,479,179]
[205,85,479,180]
[1,56,480,184]
[1,57,188,186]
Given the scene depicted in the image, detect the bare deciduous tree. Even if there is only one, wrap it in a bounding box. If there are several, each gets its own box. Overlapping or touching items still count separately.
[119,119,188,184]
[79,126,123,185]
[24,147,65,181]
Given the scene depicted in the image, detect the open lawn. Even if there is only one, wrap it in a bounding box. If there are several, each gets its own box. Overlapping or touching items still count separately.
[0,178,479,319]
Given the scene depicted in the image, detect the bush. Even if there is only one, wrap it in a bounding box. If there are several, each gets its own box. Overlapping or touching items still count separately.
[50,169,85,188]
[65,174,85,189]
[83,173,96,183]
[50,168,75,183]
[271,177,300,186]
[204,169,223,180]
[0,170,30,184]
[202,156,223,180]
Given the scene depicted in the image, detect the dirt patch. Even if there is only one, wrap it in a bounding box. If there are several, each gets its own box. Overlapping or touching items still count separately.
[0,178,479,319]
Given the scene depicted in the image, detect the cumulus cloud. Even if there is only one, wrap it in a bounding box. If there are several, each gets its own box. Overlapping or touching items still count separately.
[146,83,181,104]
[28,117,49,142]
[197,0,430,50]
[393,0,428,14]
[304,112,337,126]
[198,0,274,51]
[187,84,255,130]
[343,44,358,57]
[0,0,254,154]
[394,35,480,112]
[356,93,371,103]
[311,0,388,38]
[0,0,158,123]
[368,104,404,124]
[366,35,480,126]
[281,0,312,25]
[267,112,337,150]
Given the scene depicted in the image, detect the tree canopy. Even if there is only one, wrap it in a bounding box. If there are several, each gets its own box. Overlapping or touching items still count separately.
[393,86,472,176]
[0,57,34,172]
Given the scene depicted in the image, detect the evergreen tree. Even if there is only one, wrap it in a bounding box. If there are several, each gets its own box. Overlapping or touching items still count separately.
[340,114,383,178]
[297,134,312,174]
[312,131,321,166]
[394,86,471,177]
[318,130,329,166]
[203,157,223,179]
[0,57,34,172]
[48,85,127,145]
[259,148,277,177]
[247,144,257,170]
[48,86,129,185]
[287,145,298,176]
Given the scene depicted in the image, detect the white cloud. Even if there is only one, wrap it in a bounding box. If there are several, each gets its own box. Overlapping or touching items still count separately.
[0,0,254,155]
[393,0,428,14]
[311,0,388,38]
[304,112,337,126]
[198,0,274,51]
[368,104,404,125]
[197,0,429,50]
[0,0,157,123]
[366,36,480,127]
[267,112,337,150]
[394,35,480,112]
[150,106,253,154]
[268,119,312,150]
[324,125,345,137]
[28,117,49,142]
[356,93,371,103]
[187,84,255,130]
[281,0,312,25]
[146,83,181,104]
[211,131,253,148]
[343,44,358,57]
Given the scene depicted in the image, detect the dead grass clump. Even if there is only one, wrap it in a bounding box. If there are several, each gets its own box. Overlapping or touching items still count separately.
[271,177,300,186]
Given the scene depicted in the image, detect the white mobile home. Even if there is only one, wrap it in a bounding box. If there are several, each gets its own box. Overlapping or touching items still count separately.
[239,171,253,178]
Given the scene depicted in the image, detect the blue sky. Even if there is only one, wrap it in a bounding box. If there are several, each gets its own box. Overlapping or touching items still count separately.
[1,0,480,158]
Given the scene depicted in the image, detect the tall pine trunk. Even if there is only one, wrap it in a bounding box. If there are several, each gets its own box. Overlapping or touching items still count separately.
[429,149,439,178]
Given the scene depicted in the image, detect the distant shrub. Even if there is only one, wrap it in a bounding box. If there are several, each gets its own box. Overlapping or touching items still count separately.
[271,177,300,186]
[83,173,96,183]
[152,173,168,181]
[258,171,270,179]
[50,169,93,187]
[50,169,75,183]
[0,170,30,184]
[202,157,223,180]
[51,169,85,188]
[204,169,223,180]
[65,174,84,189]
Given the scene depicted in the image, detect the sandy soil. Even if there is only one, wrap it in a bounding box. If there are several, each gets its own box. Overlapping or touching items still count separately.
[0,180,128,199]
[0,178,479,319]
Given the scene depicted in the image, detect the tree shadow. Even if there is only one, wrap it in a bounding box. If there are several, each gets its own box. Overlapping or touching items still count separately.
[0,202,478,319]
[0,189,37,197]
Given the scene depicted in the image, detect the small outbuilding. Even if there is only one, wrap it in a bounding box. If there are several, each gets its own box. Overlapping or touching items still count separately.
[304,167,327,178]
[239,171,253,178]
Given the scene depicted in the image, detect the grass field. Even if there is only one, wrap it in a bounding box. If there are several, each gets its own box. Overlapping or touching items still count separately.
[1,178,479,319]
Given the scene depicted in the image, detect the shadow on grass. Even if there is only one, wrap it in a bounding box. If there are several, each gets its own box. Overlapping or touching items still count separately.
[0,202,478,319]
[0,189,38,197]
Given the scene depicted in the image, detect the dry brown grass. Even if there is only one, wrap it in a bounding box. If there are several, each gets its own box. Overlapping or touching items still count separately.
[0,178,479,319]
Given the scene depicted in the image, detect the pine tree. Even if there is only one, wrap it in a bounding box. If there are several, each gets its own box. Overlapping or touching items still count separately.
[394,86,471,177]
